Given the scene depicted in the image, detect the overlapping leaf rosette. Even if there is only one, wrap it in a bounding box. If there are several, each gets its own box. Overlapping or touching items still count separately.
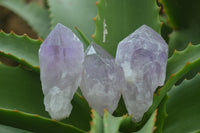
[39,23,168,122]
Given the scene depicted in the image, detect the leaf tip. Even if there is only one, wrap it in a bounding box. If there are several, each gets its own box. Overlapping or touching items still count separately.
[51,119,57,122]
[185,62,190,66]
[13,110,19,113]
[89,121,94,126]
[79,95,84,100]
[154,109,158,122]
[34,114,39,117]
[23,33,28,37]
[157,87,162,92]
[10,30,15,34]
[38,37,43,42]
[93,17,96,22]
[35,66,40,69]
[188,42,192,46]
[91,109,95,118]
[152,126,157,133]
[170,73,175,79]
[74,26,79,31]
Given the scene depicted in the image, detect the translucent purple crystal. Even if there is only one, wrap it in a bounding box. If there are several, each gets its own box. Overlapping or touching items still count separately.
[115,25,168,122]
[39,23,84,120]
[80,43,125,116]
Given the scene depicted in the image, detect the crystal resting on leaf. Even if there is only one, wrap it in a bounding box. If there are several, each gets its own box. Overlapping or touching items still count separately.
[115,25,168,122]
[39,23,84,120]
[80,43,125,116]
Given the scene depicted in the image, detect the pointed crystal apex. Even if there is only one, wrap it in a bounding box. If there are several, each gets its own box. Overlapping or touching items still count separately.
[81,43,125,116]
[85,43,114,59]
[116,25,168,122]
[39,23,84,120]
[86,44,96,55]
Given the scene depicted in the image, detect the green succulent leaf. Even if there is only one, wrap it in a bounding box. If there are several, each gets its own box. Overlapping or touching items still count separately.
[154,95,168,133]
[90,109,158,133]
[103,110,123,133]
[0,108,85,133]
[0,64,91,131]
[160,14,173,43]
[0,31,41,73]
[89,110,103,133]
[47,0,97,41]
[0,0,50,38]
[0,124,31,133]
[93,0,161,56]
[160,0,200,56]
[163,74,200,133]
[133,110,157,133]
[168,25,200,56]
[189,130,200,133]
[166,43,200,81]
[74,27,90,50]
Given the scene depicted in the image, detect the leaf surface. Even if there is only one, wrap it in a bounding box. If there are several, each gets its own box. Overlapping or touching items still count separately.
[160,0,200,56]
[0,0,50,38]
[0,124,31,133]
[93,0,161,56]
[0,32,41,73]
[47,0,97,41]
[163,74,200,133]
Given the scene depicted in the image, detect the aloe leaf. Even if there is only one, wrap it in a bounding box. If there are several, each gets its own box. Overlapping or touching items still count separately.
[0,31,41,73]
[47,0,97,41]
[166,43,200,81]
[163,74,200,133]
[154,95,168,133]
[103,110,123,133]
[0,0,50,38]
[89,109,158,133]
[168,26,200,56]
[93,0,161,56]
[190,130,200,133]
[0,124,30,133]
[74,27,90,50]
[133,110,157,133]
[89,110,103,133]
[0,63,91,131]
[0,108,85,133]
[104,110,156,133]
[160,14,173,43]
[160,0,200,56]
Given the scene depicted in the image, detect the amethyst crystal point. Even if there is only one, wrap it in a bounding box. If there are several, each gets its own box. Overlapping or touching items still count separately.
[39,23,84,120]
[115,25,168,122]
[80,43,125,116]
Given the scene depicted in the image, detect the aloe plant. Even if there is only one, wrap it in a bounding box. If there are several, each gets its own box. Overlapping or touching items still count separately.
[0,0,200,132]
